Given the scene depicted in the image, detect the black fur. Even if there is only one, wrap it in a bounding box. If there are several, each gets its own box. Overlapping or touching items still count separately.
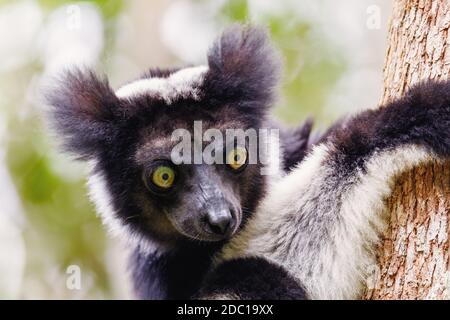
[195,257,308,300]
[130,242,223,299]
[203,24,281,122]
[277,117,352,172]
[46,69,121,160]
[330,80,450,173]
[278,119,314,171]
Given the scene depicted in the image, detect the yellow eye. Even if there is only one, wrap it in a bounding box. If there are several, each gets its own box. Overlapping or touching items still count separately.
[227,147,248,171]
[151,166,175,189]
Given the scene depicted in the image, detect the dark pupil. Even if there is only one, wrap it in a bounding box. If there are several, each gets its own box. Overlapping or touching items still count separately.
[161,173,169,181]
[234,154,240,162]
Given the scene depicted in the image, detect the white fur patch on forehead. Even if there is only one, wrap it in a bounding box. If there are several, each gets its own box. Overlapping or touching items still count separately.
[115,65,208,104]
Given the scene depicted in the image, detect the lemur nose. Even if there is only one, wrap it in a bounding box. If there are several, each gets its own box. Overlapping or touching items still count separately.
[206,210,233,236]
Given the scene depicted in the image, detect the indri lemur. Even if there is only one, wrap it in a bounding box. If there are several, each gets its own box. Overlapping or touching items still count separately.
[47,25,300,299]
[47,25,450,300]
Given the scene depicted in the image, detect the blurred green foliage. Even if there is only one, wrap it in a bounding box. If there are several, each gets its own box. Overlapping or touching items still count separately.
[7,118,111,297]
[1,0,126,299]
[219,0,346,125]
[38,0,124,17]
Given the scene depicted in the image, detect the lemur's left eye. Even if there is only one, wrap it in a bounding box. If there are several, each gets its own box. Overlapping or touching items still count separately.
[152,166,175,189]
[144,164,176,193]
[226,146,248,171]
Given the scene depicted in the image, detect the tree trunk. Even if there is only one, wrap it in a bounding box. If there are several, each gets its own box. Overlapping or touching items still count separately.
[364,0,450,300]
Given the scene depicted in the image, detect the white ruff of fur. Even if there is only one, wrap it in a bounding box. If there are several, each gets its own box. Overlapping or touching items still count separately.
[86,162,162,255]
[115,66,208,104]
[219,143,434,299]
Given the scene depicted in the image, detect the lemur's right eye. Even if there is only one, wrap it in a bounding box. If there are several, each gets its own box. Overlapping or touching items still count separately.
[226,146,248,171]
[143,163,176,193]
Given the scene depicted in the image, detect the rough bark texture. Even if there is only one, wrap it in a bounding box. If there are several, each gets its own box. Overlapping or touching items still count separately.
[364,0,450,300]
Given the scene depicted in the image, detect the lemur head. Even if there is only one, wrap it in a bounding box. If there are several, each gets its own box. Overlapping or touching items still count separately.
[47,25,281,249]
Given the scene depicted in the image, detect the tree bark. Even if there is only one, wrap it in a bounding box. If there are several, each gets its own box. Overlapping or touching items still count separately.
[364,0,450,300]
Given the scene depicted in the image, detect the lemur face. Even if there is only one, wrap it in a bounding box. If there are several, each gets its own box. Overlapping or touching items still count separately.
[130,106,266,242]
[47,25,281,248]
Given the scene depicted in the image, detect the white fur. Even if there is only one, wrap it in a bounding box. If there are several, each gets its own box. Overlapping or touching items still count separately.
[219,143,434,299]
[115,66,208,104]
[201,293,240,300]
[86,162,163,255]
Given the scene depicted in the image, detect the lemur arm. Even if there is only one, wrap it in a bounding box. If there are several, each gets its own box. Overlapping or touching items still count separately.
[129,242,222,300]
[194,257,308,300]
[197,80,450,300]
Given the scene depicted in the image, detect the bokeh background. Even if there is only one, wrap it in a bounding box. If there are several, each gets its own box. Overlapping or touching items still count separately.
[0,0,392,299]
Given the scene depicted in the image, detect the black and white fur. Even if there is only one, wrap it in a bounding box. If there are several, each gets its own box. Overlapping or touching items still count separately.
[196,80,450,300]
[46,25,310,299]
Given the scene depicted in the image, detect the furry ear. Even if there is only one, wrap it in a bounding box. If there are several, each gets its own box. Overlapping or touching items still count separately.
[204,25,281,113]
[46,68,121,160]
